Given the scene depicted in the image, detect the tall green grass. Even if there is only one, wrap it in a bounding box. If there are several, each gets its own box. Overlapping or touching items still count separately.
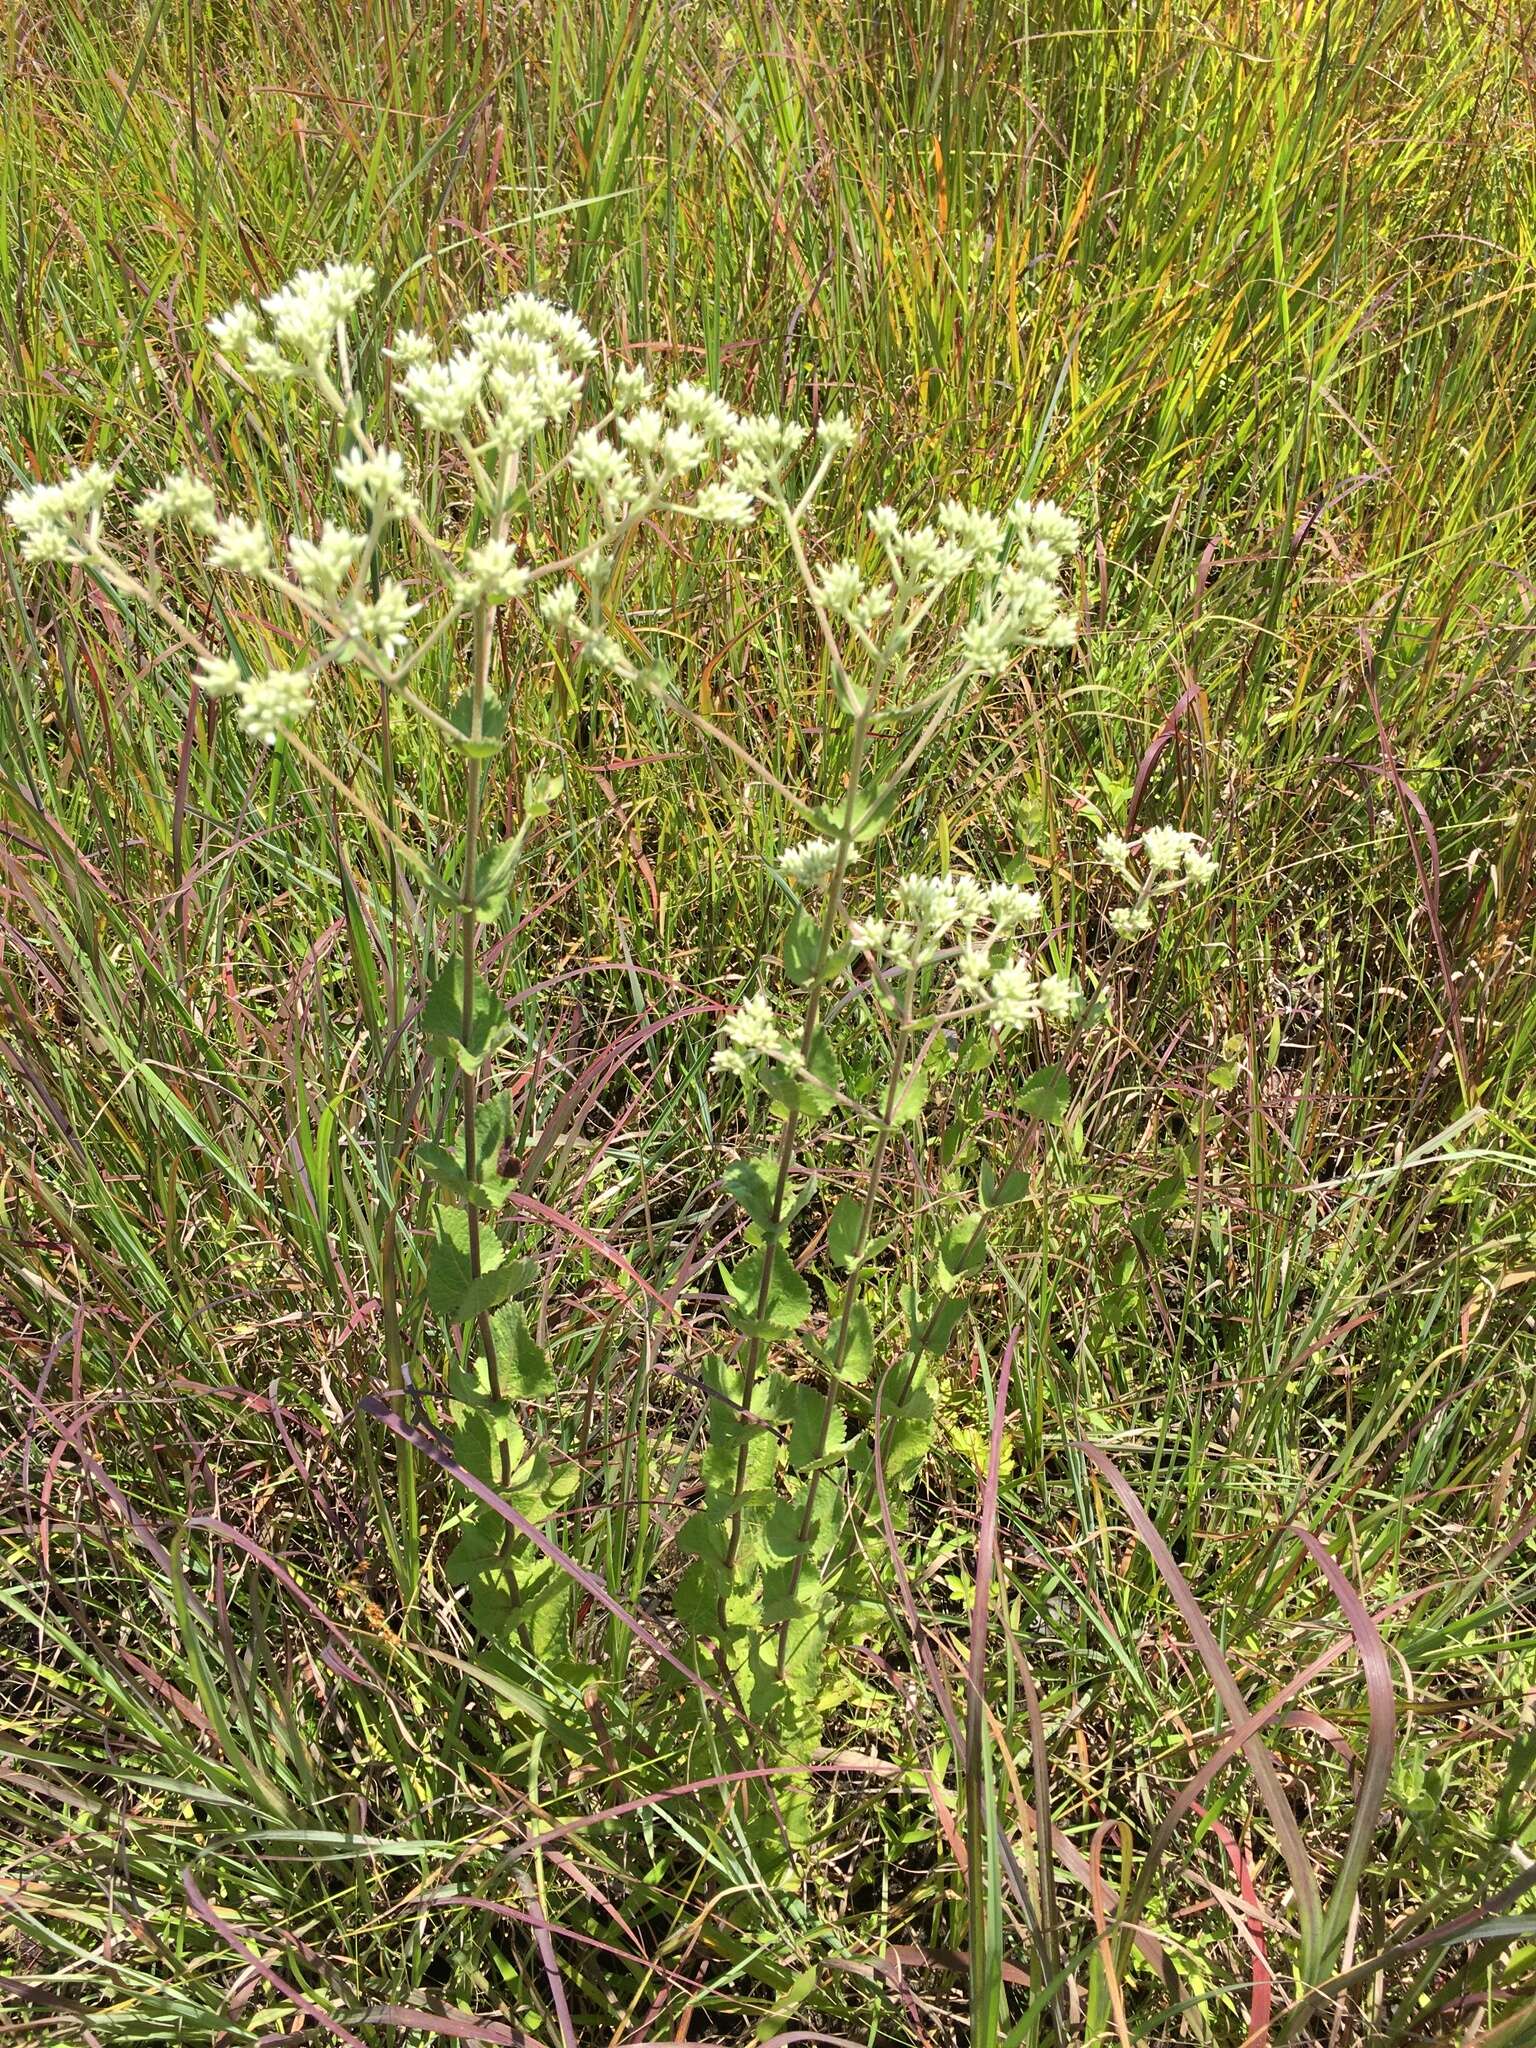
[3,0,1536,2040]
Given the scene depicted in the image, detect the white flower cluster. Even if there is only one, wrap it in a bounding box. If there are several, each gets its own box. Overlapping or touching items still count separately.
[389,296,594,456]
[850,872,1045,968]
[207,516,274,575]
[712,991,796,1077]
[777,838,845,890]
[334,446,412,514]
[845,870,1080,1034]
[1099,825,1218,939]
[7,260,1080,783]
[805,489,1080,672]
[955,498,1080,671]
[193,650,313,744]
[288,521,364,599]
[233,667,313,745]
[985,960,1083,1031]
[333,579,419,664]
[209,260,376,379]
[454,538,529,604]
[134,470,219,535]
[4,463,116,560]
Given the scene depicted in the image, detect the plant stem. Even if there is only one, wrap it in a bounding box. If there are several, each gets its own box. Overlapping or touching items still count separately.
[773,961,917,1678]
[458,599,506,1424]
[719,654,873,1582]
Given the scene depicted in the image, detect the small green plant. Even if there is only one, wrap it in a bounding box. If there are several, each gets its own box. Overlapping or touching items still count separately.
[4,258,1218,1792]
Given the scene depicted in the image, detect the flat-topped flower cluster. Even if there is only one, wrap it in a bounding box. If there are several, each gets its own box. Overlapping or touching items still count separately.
[1098,826,1218,938]
[5,256,1084,751]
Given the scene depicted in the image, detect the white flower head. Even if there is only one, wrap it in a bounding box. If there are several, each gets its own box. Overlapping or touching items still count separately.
[336,578,419,663]
[208,516,274,576]
[260,259,376,364]
[938,499,1007,565]
[195,653,243,698]
[849,917,892,957]
[399,350,484,432]
[1098,832,1133,879]
[1017,498,1081,558]
[985,882,1044,932]
[1037,972,1083,1023]
[134,471,219,534]
[5,464,117,533]
[659,423,707,477]
[236,667,313,744]
[208,301,262,355]
[287,521,365,600]
[668,381,737,440]
[454,538,530,604]
[725,412,808,471]
[988,961,1041,1033]
[816,412,857,455]
[501,295,598,367]
[617,406,666,457]
[18,521,80,563]
[777,838,844,890]
[384,328,436,369]
[575,627,636,680]
[611,362,651,411]
[713,990,791,1074]
[1142,825,1192,876]
[813,559,867,618]
[1109,903,1155,940]
[334,445,412,513]
[691,479,757,527]
[539,580,582,631]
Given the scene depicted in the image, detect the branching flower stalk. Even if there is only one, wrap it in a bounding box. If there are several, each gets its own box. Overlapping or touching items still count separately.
[6,253,1223,1776]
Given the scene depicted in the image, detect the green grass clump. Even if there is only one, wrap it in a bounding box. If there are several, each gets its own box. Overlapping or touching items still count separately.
[4,0,1536,2042]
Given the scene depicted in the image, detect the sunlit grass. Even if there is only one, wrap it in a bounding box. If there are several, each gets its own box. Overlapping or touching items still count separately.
[3,0,1535,2040]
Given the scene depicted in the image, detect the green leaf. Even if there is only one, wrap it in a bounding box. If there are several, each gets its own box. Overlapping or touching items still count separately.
[677,1506,729,1567]
[702,1404,782,1499]
[423,956,512,1073]
[883,1364,937,1486]
[426,1208,481,1317]
[487,1301,554,1399]
[673,1557,761,1638]
[761,1484,839,1566]
[979,1161,1032,1210]
[723,1154,789,1235]
[758,1028,842,1125]
[782,907,821,986]
[417,1103,518,1209]
[472,836,526,922]
[452,1401,526,1483]
[760,1569,835,1704]
[447,688,508,758]
[937,1211,989,1291]
[1018,1063,1070,1125]
[426,1208,534,1322]
[846,780,903,843]
[826,1192,865,1270]
[817,1290,874,1385]
[721,1248,812,1339]
[445,1509,516,1594]
[889,1056,930,1126]
[904,1286,967,1357]
[775,1381,846,1469]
